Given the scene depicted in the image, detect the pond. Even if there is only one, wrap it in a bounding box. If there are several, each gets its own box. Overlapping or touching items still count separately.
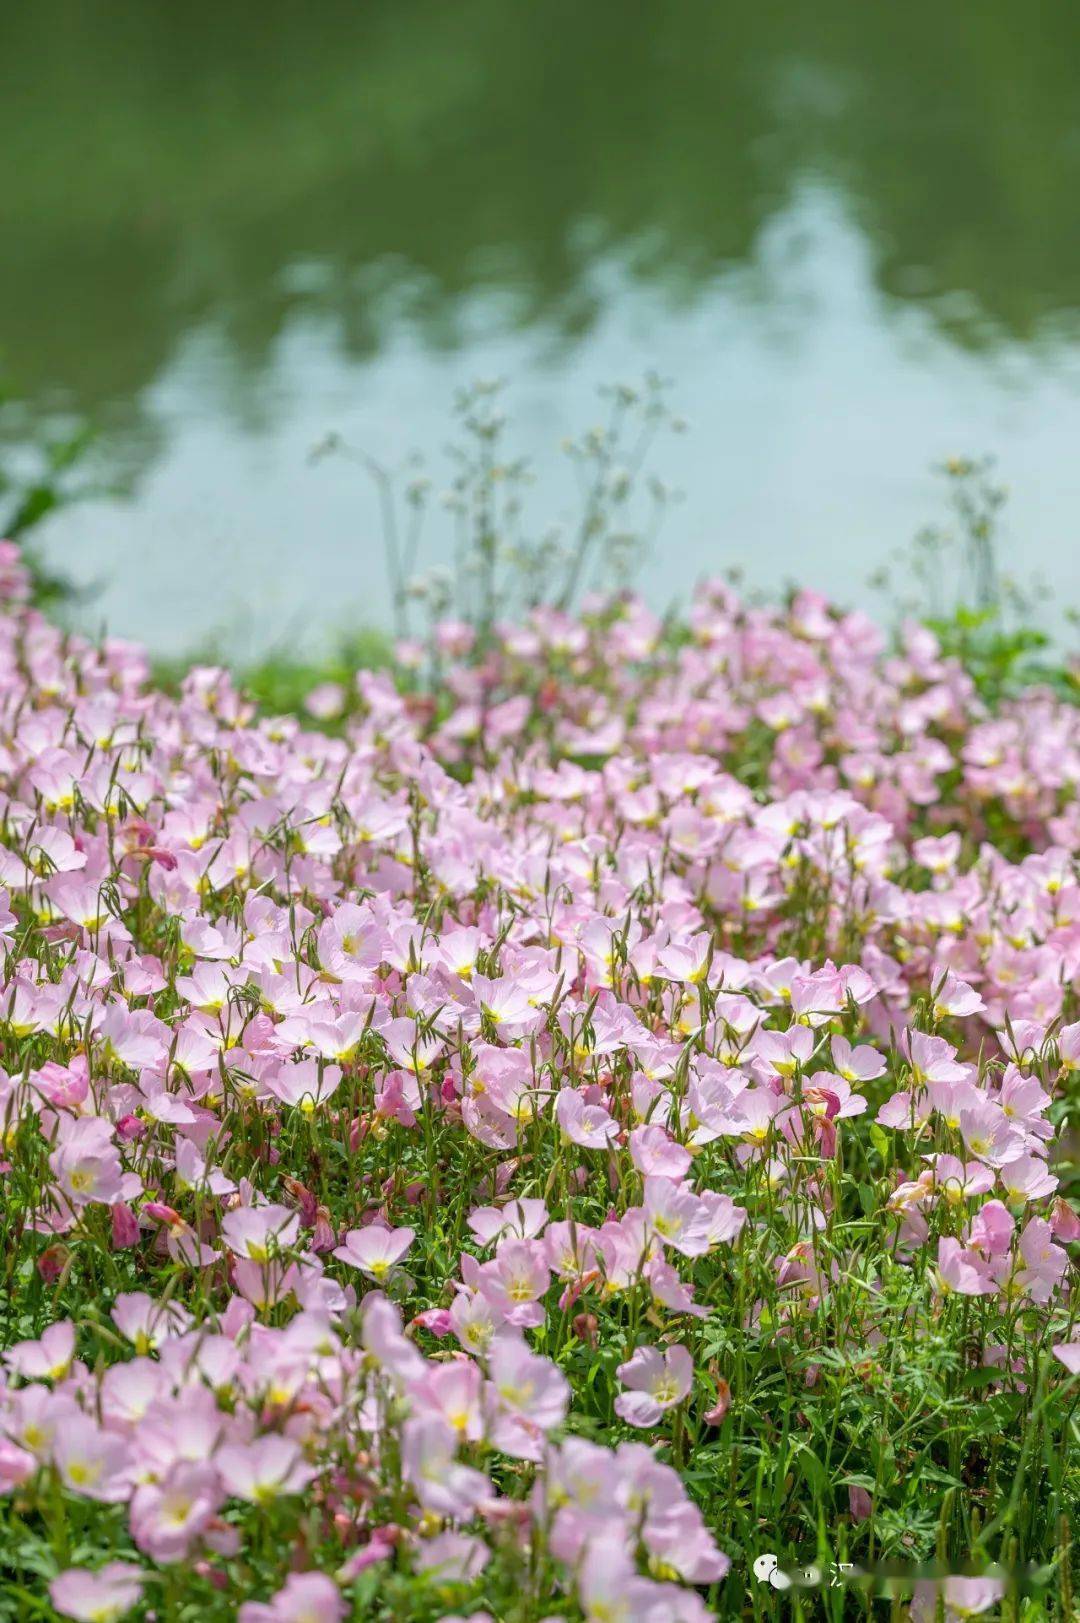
[4,0,1080,657]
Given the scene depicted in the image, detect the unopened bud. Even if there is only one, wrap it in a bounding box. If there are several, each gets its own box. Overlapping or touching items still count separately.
[703,1378,731,1425]
[572,1312,599,1347]
[110,1202,140,1249]
[36,1243,69,1283]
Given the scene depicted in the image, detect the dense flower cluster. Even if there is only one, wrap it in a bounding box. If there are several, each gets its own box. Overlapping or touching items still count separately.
[0,541,1077,1620]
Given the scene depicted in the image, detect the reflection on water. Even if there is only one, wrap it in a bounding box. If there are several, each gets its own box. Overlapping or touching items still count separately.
[3,0,1080,653]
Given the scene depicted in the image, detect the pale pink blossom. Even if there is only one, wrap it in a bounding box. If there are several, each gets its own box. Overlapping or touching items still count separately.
[50,1563,145,1623]
[615,1344,693,1427]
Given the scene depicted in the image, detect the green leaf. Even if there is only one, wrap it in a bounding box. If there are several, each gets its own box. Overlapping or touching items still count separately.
[794,1441,830,1500]
[8,484,58,536]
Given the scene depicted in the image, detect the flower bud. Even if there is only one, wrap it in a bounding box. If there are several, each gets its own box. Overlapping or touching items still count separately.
[1050,1197,1080,1242]
[36,1243,69,1283]
[312,1206,336,1253]
[572,1312,599,1347]
[110,1202,140,1249]
[704,1378,731,1425]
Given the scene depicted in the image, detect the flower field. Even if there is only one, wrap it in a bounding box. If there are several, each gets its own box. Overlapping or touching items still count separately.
[0,541,1078,1620]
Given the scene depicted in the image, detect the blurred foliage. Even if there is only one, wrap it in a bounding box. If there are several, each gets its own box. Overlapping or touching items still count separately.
[152,424,1080,722]
[873,455,1079,708]
[151,629,394,718]
[0,384,116,607]
[927,605,1080,707]
[312,377,682,647]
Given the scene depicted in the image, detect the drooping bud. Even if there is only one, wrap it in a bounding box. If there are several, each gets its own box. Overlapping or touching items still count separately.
[36,1243,69,1283]
[110,1202,141,1249]
[408,1307,453,1337]
[572,1311,599,1347]
[312,1206,336,1253]
[281,1175,318,1227]
[703,1378,731,1425]
[1050,1198,1080,1242]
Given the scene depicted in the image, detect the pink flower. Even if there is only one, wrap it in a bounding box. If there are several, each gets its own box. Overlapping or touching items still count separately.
[473,974,540,1034]
[304,681,345,721]
[643,1177,711,1256]
[1012,1217,1067,1304]
[935,1237,996,1298]
[96,1006,169,1069]
[1051,1341,1080,1375]
[699,1189,747,1245]
[409,1306,454,1338]
[4,1319,75,1381]
[646,1257,708,1319]
[905,1031,969,1088]
[615,1344,694,1427]
[967,1199,1014,1256]
[238,1572,346,1623]
[414,1531,490,1582]
[130,1461,222,1562]
[931,970,985,1021]
[555,1087,619,1148]
[50,1563,145,1623]
[830,1036,886,1083]
[925,1154,994,1204]
[400,1416,490,1517]
[958,1100,1019,1167]
[487,1335,570,1433]
[3,1385,80,1461]
[361,1294,426,1383]
[31,1056,90,1110]
[262,1058,343,1114]
[479,1239,551,1327]
[333,1223,414,1281]
[111,1291,191,1353]
[998,1154,1058,1204]
[544,1220,599,1281]
[49,1118,126,1209]
[216,1435,315,1504]
[467,1199,548,1247]
[576,1536,693,1623]
[53,1419,131,1502]
[220,1203,300,1263]
[449,1286,504,1357]
[913,833,961,875]
[629,1124,692,1180]
[416,1358,485,1441]
[0,1438,36,1493]
[877,1088,931,1131]
[910,1577,1004,1621]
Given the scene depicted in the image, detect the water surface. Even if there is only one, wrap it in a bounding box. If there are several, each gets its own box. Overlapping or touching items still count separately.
[4,1,1080,655]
